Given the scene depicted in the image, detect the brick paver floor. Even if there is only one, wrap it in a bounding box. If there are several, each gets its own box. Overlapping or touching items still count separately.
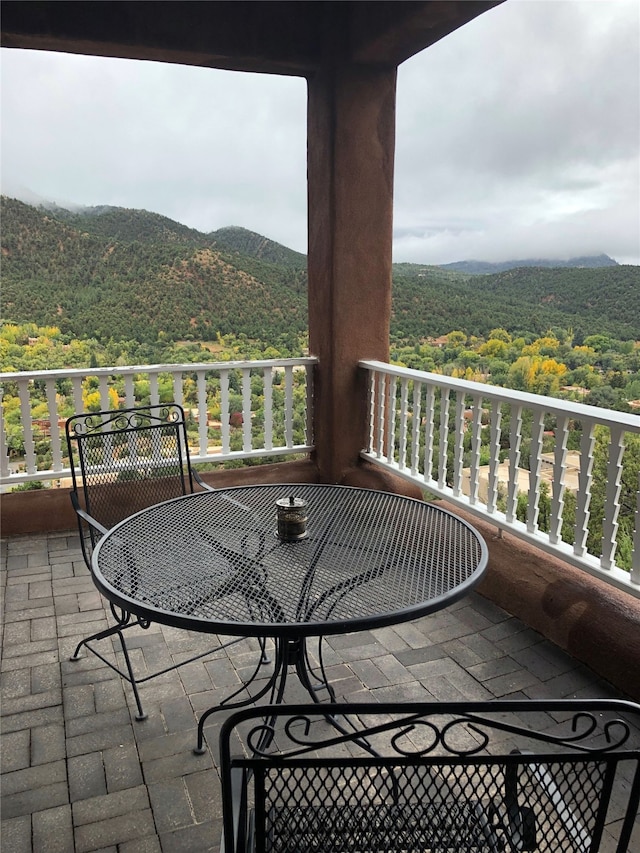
[1,530,637,851]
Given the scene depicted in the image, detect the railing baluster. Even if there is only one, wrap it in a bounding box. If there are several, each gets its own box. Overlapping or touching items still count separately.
[438,388,450,490]
[385,374,397,464]
[196,371,209,456]
[264,368,274,451]
[410,380,422,476]
[18,379,37,475]
[219,369,230,455]
[242,367,253,452]
[505,404,523,524]
[486,402,502,515]
[305,364,314,448]
[574,422,596,559]
[468,394,483,506]
[44,378,64,473]
[601,425,625,571]
[375,372,385,458]
[124,374,135,408]
[71,376,84,414]
[452,392,465,497]
[98,374,111,411]
[149,373,160,407]
[423,383,435,485]
[0,386,10,481]
[283,365,293,449]
[367,369,376,454]
[527,410,545,535]
[398,377,409,471]
[549,416,569,545]
[171,370,183,408]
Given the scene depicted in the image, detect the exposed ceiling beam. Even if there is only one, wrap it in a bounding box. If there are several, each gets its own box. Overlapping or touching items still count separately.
[1,1,504,75]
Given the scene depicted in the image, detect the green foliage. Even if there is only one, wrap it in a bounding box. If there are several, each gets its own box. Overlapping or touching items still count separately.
[1,197,308,345]
[391,263,640,342]
[3,196,639,350]
[211,226,307,268]
[10,480,45,491]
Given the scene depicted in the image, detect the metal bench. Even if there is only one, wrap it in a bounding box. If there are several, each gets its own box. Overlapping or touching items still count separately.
[219,700,640,852]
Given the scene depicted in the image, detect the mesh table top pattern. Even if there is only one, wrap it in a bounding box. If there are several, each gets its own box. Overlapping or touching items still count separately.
[93,484,488,639]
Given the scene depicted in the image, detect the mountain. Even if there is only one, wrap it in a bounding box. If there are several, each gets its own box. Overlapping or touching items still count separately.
[2,196,639,345]
[440,255,618,275]
[52,204,207,245]
[211,226,307,268]
[391,263,640,341]
[0,197,307,344]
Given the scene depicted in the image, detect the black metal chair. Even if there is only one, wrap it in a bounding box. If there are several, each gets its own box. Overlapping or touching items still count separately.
[66,402,262,720]
[219,700,640,853]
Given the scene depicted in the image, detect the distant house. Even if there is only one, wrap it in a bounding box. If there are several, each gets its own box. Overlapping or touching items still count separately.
[429,335,450,348]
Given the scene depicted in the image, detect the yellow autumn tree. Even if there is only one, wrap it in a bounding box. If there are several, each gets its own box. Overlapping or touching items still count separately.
[82,387,120,412]
[508,356,567,395]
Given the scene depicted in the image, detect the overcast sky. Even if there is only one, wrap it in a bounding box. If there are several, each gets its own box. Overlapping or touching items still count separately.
[1,0,639,265]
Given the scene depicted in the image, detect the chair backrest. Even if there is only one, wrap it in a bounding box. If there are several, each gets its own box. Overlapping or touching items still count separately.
[66,403,196,566]
[219,700,640,853]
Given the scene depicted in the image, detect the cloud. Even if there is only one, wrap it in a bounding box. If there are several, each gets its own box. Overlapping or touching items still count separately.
[1,0,638,264]
[394,0,640,263]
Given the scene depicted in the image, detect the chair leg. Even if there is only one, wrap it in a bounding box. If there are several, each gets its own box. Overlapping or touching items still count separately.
[113,628,148,721]
[70,620,131,662]
[71,619,271,731]
[69,619,148,720]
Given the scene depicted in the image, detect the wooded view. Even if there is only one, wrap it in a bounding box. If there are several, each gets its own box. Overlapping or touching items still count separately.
[1,195,639,569]
[3,195,640,409]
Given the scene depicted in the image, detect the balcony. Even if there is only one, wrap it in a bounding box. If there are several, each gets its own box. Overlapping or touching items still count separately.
[2,3,639,848]
[2,358,639,707]
[3,358,638,586]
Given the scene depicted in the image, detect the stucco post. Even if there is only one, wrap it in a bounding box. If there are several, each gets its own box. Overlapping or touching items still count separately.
[307,64,397,483]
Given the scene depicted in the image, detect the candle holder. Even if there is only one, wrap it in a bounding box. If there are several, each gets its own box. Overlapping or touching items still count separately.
[276,496,308,541]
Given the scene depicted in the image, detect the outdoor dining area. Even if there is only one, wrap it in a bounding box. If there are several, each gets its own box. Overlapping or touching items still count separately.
[2,403,639,851]
[3,525,640,851]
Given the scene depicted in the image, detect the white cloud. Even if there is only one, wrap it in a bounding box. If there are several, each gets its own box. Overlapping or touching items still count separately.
[1,0,638,264]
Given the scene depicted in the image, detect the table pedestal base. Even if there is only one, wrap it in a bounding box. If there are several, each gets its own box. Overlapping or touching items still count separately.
[194,634,334,754]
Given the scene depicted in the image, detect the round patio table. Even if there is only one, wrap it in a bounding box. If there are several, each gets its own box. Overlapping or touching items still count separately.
[93,483,488,751]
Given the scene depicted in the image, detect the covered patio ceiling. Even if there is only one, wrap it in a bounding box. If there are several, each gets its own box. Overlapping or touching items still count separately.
[2,1,503,74]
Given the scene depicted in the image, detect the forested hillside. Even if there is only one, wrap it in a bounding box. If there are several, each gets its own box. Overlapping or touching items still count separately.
[2,196,639,345]
[212,226,307,268]
[1,197,306,344]
[441,254,617,274]
[391,264,640,342]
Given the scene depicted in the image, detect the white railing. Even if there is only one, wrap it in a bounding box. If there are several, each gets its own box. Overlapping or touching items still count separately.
[1,358,316,487]
[361,359,640,597]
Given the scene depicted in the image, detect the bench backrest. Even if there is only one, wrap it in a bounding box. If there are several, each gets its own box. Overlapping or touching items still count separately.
[219,700,640,853]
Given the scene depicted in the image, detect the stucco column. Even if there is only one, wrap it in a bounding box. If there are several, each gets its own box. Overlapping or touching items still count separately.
[307,64,397,483]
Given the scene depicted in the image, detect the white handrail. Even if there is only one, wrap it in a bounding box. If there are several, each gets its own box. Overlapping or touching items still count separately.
[360,359,640,597]
[1,358,317,487]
